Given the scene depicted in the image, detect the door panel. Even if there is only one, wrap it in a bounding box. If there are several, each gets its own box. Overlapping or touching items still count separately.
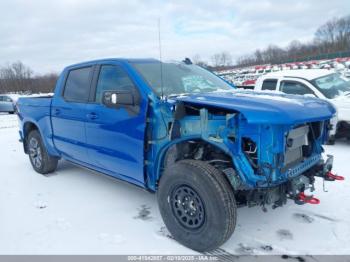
[85,104,147,183]
[51,99,88,162]
[51,66,93,162]
[85,64,147,184]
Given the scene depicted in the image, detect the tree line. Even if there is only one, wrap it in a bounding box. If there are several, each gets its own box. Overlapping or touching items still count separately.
[0,61,58,94]
[236,14,350,67]
[194,14,350,69]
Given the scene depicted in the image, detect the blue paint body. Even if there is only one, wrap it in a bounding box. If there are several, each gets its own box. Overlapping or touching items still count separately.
[16,58,336,192]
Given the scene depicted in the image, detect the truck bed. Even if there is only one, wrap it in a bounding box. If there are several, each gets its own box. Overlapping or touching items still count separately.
[17,96,52,110]
[17,96,54,144]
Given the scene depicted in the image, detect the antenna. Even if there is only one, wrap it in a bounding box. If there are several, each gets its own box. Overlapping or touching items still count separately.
[158,18,165,99]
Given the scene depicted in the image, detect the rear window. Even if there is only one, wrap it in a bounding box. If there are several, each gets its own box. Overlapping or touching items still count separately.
[0,96,12,102]
[63,67,92,102]
[261,79,277,90]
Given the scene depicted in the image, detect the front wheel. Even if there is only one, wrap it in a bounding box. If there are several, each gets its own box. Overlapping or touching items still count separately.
[157,160,237,252]
[27,130,58,175]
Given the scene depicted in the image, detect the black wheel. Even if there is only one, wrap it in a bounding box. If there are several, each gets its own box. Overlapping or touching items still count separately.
[157,160,237,252]
[27,130,58,174]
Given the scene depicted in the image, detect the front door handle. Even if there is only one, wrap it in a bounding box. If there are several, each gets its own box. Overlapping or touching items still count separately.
[87,112,98,120]
[54,108,61,115]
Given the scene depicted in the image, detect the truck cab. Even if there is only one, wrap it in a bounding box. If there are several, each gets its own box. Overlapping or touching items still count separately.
[255,69,350,143]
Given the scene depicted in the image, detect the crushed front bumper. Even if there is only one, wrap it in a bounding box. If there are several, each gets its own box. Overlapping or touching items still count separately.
[246,154,343,209]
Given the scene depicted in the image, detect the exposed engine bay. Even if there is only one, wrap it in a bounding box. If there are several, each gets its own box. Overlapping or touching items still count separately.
[147,101,342,210]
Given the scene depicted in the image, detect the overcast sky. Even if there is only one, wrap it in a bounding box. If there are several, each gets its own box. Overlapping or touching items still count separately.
[1,0,349,74]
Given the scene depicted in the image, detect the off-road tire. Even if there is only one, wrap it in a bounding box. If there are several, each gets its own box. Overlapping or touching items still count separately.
[157,160,237,252]
[27,130,58,174]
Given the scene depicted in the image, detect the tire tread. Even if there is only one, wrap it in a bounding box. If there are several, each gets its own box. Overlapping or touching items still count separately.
[180,160,237,249]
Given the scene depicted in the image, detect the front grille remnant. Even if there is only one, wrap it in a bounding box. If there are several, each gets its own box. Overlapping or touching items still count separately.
[284,125,309,169]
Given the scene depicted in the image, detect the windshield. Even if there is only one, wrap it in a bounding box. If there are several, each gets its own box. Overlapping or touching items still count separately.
[132,61,234,97]
[311,73,350,99]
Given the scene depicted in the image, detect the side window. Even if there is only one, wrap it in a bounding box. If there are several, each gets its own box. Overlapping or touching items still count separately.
[261,79,277,90]
[63,67,92,102]
[95,65,135,103]
[4,96,12,102]
[280,81,313,95]
[0,96,3,102]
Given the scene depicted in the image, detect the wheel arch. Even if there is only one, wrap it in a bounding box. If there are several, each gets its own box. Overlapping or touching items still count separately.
[153,137,235,189]
[22,121,40,154]
[22,120,60,158]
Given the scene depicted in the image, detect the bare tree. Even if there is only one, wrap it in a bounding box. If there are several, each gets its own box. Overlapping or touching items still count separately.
[236,14,350,67]
[334,15,350,50]
[211,52,233,67]
[211,53,222,67]
[32,73,58,93]
[254,49,263,64]
[0,61,33,93]
[221,51,233,66]
[287,40,303,61]
[0,61,58,94]
[192,54,208,67]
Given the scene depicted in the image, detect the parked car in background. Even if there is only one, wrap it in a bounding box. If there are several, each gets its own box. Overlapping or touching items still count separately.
[0,94,17,114]
[255,69,350,143]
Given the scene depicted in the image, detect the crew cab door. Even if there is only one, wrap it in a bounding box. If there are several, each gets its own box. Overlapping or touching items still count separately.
[51,66,93,163]
[85,63,147,185]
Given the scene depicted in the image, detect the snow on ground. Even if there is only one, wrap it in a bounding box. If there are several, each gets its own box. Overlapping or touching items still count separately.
[0,113,349,255]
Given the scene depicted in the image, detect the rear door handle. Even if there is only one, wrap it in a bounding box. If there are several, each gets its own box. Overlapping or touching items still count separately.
[87,112,98,120]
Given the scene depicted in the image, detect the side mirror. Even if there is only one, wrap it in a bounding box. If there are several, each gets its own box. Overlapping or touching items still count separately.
[102,90,135,108]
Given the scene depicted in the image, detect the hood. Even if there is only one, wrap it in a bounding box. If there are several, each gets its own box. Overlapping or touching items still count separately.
[174,90,336,125]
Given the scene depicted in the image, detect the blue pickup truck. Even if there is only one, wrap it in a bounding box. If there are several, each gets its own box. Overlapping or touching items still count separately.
[17,58,338,251]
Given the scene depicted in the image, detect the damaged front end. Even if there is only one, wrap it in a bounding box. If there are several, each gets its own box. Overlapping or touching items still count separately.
[235,121,343,210]
[146,91,341,210]
[242,154,337,210]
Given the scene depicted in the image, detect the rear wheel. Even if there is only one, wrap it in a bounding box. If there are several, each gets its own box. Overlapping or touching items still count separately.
[157,160,237,252]
[27,130,58,174]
